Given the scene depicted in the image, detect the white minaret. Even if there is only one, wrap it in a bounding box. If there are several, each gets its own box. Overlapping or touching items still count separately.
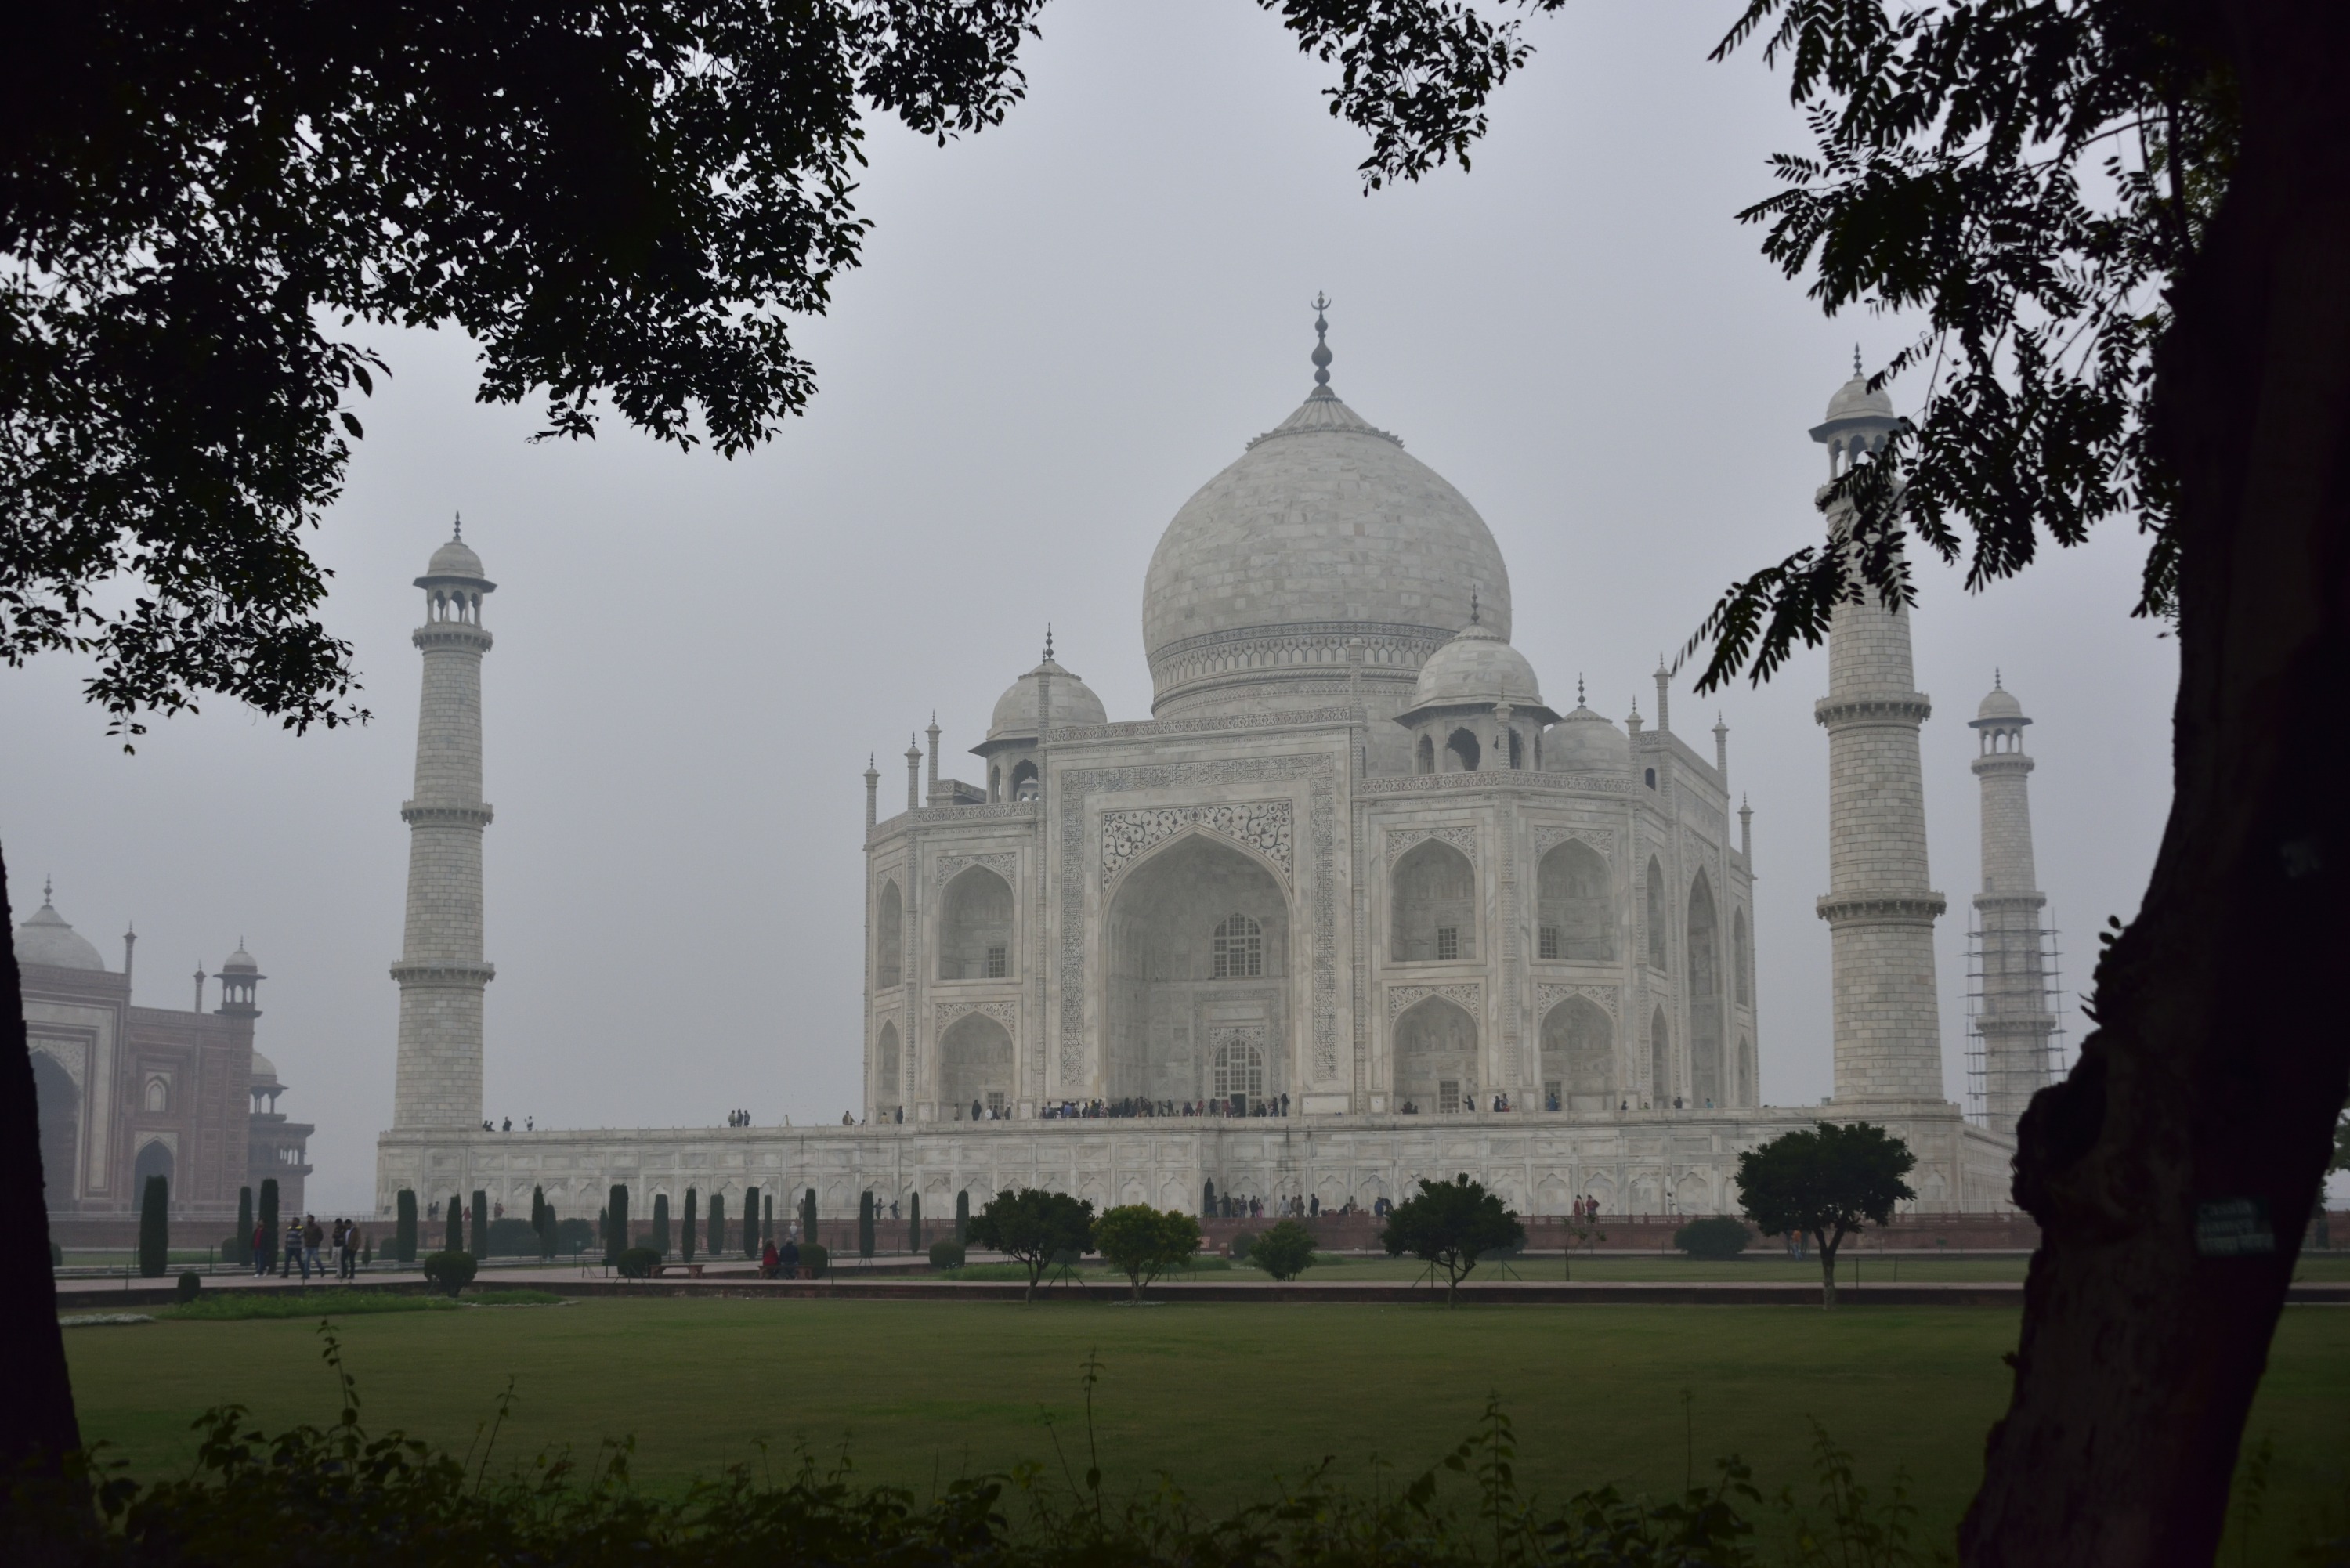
[1969,676,2055,1133]
[391,520,497,1128]
[1810,360,1948,1102]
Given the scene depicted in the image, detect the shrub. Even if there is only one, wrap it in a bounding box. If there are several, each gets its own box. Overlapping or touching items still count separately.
[175,1270,202,1302]
[801,1243,830,1278]
[395,1189,418,1263]
[1249,1219,1317,1281]
[138,1173,169,1277]
[486,1217,540,1256]
[928,1237,966,1270]
[422,1250,476,1296]
[1093,1205,1202,1302]
[1229,1229,1257,1261]
[554,1217,595,1255]
[616,1246,662,1279]
[1676,1216,1754,1260]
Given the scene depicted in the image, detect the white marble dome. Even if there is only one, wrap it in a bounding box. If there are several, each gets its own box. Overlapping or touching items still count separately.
[1824,370,1894,423]
[1976,685,2025,721]
[13,894,105,971]
[1142,384,1510,708]
[251,1050,281,1086]
[222,943,259,974]
[1546,703,1632,771]
[419,529,488,582]
[987,656,1108,742]
[1407,622,1545,711]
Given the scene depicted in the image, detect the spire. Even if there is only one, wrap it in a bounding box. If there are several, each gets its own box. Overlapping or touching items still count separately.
[1853,344,1864,378]
[1994,667,2003,689]
[1577,674,1585,707]
[1470,585,1480,626]
[1311,292,1333,393]
[452,510,463,541]
[42,874,52,904]
[1043,624,1054,662]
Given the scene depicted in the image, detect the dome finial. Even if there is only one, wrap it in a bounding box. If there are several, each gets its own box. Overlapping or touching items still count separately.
[452,510,462,542]
[1043,624,1054,661]
[1470,584,1480,625]
[43,874,53,903]
[1994,666,2003,689]
[1577,674,1585,706]
[1310,292,1333,392]
[1853,344,1863,378]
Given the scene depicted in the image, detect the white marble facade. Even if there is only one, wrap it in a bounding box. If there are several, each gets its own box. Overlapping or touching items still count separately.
[378,323,2021,1219]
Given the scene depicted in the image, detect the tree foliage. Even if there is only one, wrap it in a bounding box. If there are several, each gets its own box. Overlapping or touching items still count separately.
[1381,1174,1524,1305]
[1734,1122,1914,1307]
[1091,1204,1202,1302]
[969,1187,1094,1303]
[1249,1218,1318,1282]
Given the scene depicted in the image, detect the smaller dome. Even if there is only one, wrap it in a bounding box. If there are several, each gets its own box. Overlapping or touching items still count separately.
[221,943,258,973]
[426,533,484,579]
[1546,703,1632,772]
[1976,685,2024,721]
[1824,370,1894,424]
[13,893,106,972]
[250,1050,281,1085]
[985,656,1108,743]
[1405,623,1548,714]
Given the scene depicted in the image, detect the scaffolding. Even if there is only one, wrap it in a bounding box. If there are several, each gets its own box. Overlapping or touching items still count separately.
[1961,902,2070,1128]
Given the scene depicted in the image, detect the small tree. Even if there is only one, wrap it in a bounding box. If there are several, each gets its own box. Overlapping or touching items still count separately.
[743,1186,761,1258]
[394,1188,416,1264]
[1382,1174,1526,1306]
[1251,1218,1317,1281]
[1093,1204,1202,1303]
[909,1192,923,1252]
[1736,1122,1917,1309]
[953,1189,968,1245]
[606,1183,631,1265]
[258,1178,281,1271]
[681,1190,699,1263]
[423,1251,475,1297]
[652,1193,671,1257]
[230,1187,254,1266]
[469,1189,488,1259]
[137,1173,168,1277]
[970,1188,1096,1304]
[857,1191,875,1259]
[709,1193,728,1256]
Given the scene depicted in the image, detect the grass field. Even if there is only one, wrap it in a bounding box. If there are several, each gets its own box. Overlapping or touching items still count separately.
[63,1296,2349,1555]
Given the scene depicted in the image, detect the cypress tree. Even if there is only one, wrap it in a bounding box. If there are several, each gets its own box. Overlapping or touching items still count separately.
[653,1193,671,1256]
[682,1190,698,1262]
[955,1190,969,1244]
[708,1193,727,1256]
[802,1187,817,1249]
[137,1173,169,1277]
[446,1194,463,1254]
[395,1188,417,1263]
[531,1186,550,1258]
[764,1194,774,1250]
[259,1177,280,1270]
[232,1186,254,1265]
[606,1184,630,1263]
[909,1192,922,1252]
[470,1188,488,1257]
[858,1190,875,1259]
[743,1185,761,1257]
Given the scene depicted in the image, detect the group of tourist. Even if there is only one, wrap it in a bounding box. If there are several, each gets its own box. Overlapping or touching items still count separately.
[757,1237,805,1277]
[479,1116,534,1131]
[1036,1093,1295,1120]
[248,1213,365,1279]
[725,1108,753,1127]
[1570,1195,1605,1221]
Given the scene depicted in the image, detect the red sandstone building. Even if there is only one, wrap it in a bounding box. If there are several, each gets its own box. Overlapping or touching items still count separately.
[16,885,310,1245]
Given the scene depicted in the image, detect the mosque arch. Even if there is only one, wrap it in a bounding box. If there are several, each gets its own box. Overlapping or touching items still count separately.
[1444,728,1481,771]
[1506,728,1524,769]
[1415,734,1435,775]
[1644,855,1668,970]
[1010,759,1039,800]
[938,866,1014,981]
[875,1022,902,1108]
[876,880,902,989]
[1732,908,1752,1006]
[132,1137,174,1197]
[1536,840,1613,960]
[1538,996,1613,1111]
[1738,1036,1755,1106]
[1687,872,1724,1107]
[939,1012,1014,1118]
[1649,1006,1671,1104]
[143,1075,170,1113]
[1103,833,1289,1103]
[1391,839,1477,963]
[31,1052,78,1198]
[1393,996,1478,1113]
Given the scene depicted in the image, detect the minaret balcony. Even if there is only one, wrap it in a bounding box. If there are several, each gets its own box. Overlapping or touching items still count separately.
[412,623,494,652]
[1816,892,1947,927]
[1812,693,1932,728]
[401,802,495,827]
[389,960,497,985]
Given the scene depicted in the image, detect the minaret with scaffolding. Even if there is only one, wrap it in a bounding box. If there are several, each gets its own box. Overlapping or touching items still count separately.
[1965,676,2063,1133]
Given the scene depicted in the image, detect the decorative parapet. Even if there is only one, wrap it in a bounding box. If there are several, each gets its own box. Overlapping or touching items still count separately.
[1054,706,1363,743]
[1814,894,1947,927]
[1813,694,1932,728]
[400,802,494,828]
[1971,892,2048,914]
[389,961,497,985]
[411,623,494,653]
[1361,771,1636,797]
[868,802,1036,842]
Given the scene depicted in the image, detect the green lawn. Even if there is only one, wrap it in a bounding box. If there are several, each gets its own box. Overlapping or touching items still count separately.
[64,1297,2349,1555]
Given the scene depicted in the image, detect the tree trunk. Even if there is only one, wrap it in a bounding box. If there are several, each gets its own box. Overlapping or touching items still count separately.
[1959,4,2350,1562]
[0,846,83,1475]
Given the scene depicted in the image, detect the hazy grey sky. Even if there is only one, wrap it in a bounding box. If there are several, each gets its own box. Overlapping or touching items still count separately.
[5,2,2188,1214]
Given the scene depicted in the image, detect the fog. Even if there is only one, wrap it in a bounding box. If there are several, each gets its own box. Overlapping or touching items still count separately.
[3,2,2188,1215]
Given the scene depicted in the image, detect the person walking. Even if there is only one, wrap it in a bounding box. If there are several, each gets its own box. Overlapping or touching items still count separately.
[282,1216,304,1279]
[303,1215,324,1278]
[251,1216,270,1277]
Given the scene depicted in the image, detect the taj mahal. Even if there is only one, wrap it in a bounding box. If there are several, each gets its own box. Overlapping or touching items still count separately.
[371,314,2065,1225]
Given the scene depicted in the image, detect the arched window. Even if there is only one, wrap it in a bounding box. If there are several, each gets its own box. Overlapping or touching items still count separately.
[1537,839,1612,960]
[1212,1034,1265,1100]
[1415,734,1435,775]
[1506,728,1524,769]
[143,1077,169,1113]
[938,867,1014,981]
[1687,872,1723,1107]
[940,1011,1014,1115]
[876,1022,901,1104]
[1737,1037,1755,1106]
[1733,909,1752,1006]
[1649,1007,1671,1103]
[989,765,1002,801]
[1539,997,1613,1110]
[1010,759,1039,800]
[1211,914,1263,978]
[1391,839,1477,963]
[1393,996,1477,1111]
[875,880,902,990]
[1444,729,1482,772]
[1643,767,1657,789]
[133,1138,174,1195]
[1645,855,1668,970]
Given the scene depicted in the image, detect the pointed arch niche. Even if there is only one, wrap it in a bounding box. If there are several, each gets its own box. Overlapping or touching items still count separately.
[1649,1006,1671,1106]
[1536,839,1612,960]
[1104,833,1289,1104]
[1538,995,1613,1111]
[940,1012,1014,1118]
[1687,871,1724,1107]
[875,1022,902,1113]
[1393,995,1478,1112]
[876,880,902,989]
[1391,839,1477,963]
[938,866,1013,981]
